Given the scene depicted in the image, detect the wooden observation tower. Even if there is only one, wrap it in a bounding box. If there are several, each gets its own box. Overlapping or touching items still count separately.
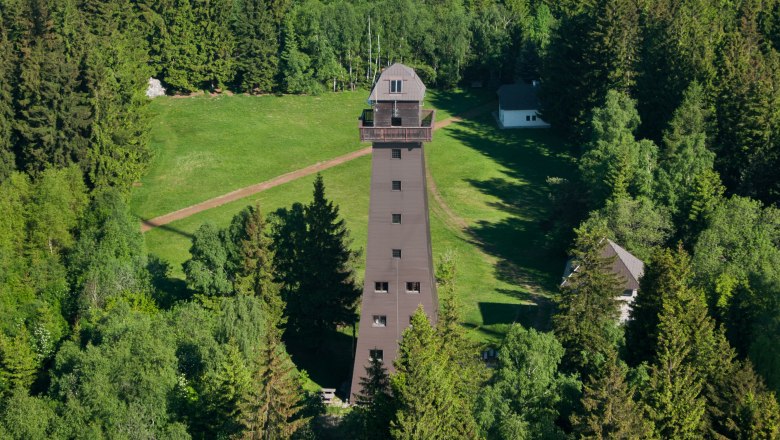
[349,63,438,399]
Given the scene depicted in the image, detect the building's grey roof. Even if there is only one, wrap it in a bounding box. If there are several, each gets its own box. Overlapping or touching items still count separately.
[603,239,644,291]
[560,239,645,292]
[369,63,426,103]
[497,83,542,111]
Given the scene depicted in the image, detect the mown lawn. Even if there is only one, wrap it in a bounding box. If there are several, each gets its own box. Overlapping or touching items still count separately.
[426,114,576,335]
[136,90,572,389]
[131,89,495,221]
[131,92,367,220]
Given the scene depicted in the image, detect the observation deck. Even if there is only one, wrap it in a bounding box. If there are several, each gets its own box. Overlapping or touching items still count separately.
[358,109,435,143]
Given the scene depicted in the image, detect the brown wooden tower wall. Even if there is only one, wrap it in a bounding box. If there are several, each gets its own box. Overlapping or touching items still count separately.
[349,64,437,400]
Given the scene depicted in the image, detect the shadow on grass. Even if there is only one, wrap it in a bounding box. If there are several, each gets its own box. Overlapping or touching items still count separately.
[285,329,355,398]
[427,87,497,119]
[139,219,194,240]
[442,115,575,329]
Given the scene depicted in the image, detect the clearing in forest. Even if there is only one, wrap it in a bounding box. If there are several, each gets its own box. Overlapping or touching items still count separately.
[133,89,573,388]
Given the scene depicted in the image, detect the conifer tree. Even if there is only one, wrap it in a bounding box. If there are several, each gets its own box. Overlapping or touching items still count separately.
[554,223,622,377]
[714,360,780,439]
[625,247,691,366]
[198,341,250,438]
[573,349,653,438]
[435,251,487,419]
[79,0,151,190]
[0,15,15,181]
[194,0,235,90]
[270,202,306,305]
[391,307,477,439]
[639,246,737,438]
[354,356,394,440]
[238,301,307,439]
[280,19,317,94]
[14,0,92,174]
[642,301,707,439]
[281,174,360,341]
[540,0,640,138]
[655,82,716,225]
[158,0,202,92]
[236,205,278,309]
[714,22,780,205]
[232,0,279,93]
[579,90,658,209]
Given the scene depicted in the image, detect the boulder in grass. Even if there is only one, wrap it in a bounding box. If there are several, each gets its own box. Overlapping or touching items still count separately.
[146,77,166,98]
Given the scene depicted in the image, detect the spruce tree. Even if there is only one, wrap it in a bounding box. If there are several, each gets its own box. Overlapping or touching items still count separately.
[270,202,306,308]
[198,341,250,438]
[283,174,360,340]
[80,0,151,189]
[14,0,91,174]
[655,82,716,225]
[193,0,235,90]
[573,349,653,438]
[0,15,15,181]
[232,0,279,93]
[639,246,737,438]
[279,19,316,94]
[715,360,780,439]
[391,307,477,439]
[238,311,307,439]
[435,250,487,425]
[625,247,691,366]
[642,301,707,439]
[354,356,394,440]
[0,326,38,395]
[158,0,202,92]
[553,223,622,377]
[236,205,278,310]
[579,90,658,208]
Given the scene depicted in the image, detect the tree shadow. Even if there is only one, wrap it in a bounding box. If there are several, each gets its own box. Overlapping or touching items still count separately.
[138,219,194,239]
[426,87,496,118]
[285,329,355,398]
[147,254,192,308]
[439,114,575,313]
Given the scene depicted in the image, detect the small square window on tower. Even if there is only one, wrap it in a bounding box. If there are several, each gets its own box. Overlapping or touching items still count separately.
[526,115,531,121]
[406,281,421,293]
[390,79,402,93]
[392,180,402,191]
[374,281,389,293]
[370,349,384,362]
[392,214,402,224]
[372,315,387,327]
[391,149,402,159]
[392,249,402,259]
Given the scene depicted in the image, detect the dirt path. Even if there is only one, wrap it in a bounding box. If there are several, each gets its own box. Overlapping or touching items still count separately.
[140,148,371,232]
[140,101,496,233]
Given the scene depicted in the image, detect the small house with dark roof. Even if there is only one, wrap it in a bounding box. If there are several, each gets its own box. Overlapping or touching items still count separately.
[496,82,550,128]
[561,239,645,323]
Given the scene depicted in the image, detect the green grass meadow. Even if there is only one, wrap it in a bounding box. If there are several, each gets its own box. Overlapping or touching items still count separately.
[134,90,572,388]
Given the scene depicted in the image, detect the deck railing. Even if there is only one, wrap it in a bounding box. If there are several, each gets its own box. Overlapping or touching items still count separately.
[359,109,435,142]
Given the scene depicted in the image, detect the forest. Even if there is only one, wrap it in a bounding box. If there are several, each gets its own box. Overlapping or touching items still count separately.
[1,0,780,438]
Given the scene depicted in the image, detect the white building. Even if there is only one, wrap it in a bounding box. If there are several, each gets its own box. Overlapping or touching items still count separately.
[496,82,550,128]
